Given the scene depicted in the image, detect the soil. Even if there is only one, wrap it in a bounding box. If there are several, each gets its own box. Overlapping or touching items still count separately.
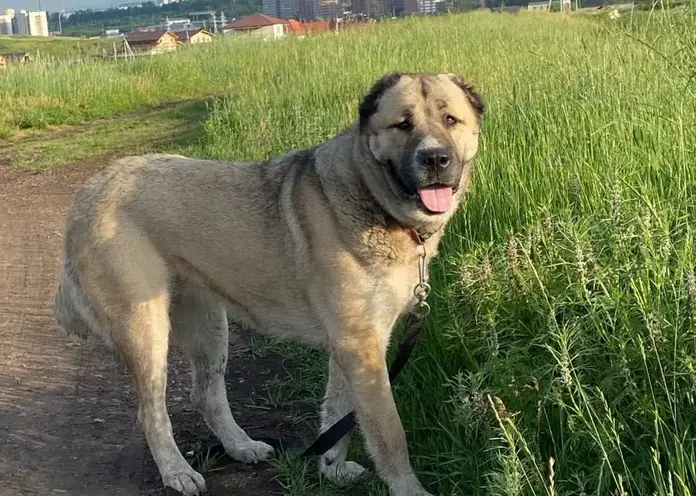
[0,152,316,496]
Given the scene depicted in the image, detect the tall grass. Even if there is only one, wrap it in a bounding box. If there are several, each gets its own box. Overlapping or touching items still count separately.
[0,41,245,137]
[193,7,696,495]
[9,6,696,495]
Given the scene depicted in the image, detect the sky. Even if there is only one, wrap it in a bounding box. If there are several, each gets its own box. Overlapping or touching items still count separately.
[3,0,113,12]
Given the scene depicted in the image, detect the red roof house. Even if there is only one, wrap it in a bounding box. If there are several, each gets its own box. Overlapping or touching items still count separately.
[223,13,288,40]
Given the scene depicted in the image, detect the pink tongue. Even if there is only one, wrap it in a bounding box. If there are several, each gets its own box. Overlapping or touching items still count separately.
[418,185,453,213]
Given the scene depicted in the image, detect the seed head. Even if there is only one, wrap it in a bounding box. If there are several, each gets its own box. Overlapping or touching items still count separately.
[611,181,621,229]
[482,255,492,281]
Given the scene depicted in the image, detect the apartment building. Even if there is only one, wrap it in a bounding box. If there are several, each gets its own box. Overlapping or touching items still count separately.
[11,10,49,37]
[0,8,14,34]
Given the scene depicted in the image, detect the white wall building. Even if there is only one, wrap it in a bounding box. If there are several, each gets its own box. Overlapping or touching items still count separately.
[28,10,49,36]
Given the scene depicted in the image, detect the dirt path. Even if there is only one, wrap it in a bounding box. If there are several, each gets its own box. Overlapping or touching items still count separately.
[0,137,315,495]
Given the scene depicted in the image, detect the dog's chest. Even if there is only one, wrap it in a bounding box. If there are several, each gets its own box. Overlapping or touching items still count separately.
[372,256,427,317]
[362,232,438,316]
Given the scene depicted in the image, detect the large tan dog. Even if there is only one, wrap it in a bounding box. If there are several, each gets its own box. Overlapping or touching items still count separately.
[52,72,484,496]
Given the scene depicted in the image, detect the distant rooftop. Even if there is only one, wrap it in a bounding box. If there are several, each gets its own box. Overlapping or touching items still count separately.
[226,13,288,30]
[125,29,178,44]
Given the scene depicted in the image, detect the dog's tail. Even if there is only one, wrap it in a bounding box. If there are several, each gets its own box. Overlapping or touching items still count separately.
[53,267,112,348]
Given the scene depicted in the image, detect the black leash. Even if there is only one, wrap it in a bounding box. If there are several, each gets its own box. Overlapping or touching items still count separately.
[300,308,428,457]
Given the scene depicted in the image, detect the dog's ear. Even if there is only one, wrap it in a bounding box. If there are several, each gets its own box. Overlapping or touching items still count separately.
[358,72,404,130]
[447,74,485,120]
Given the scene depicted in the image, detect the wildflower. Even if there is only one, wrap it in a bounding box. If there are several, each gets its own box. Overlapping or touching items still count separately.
[482,255,492,281]
[575,241,587,291]
[543,211,553,233]
[458,264,473,287]
[645,311,664,345]
[611,181,621,229]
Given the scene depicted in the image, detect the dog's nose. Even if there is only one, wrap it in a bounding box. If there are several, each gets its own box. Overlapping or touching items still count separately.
[419,149,450,169]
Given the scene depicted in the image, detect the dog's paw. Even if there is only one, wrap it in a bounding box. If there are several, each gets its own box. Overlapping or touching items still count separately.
[319,458,367,486]
[162,468,207,495]
[228,439,275,464]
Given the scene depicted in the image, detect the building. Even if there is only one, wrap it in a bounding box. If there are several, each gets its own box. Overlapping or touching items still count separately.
[104,28,124,38]
[14,10,28,35]
[173,28,213,43]
[11,10,48,36]
[527,1,550,11]
[316,0,343,19]
[0,8,14,35]
[27,11,49,36]
[262,0,296,20]
[402,0,440,14]
[262,0,349,21]
[0,14,12,35]
[165,18,193,30]
[223,13,288,40]
[124,29,181,54]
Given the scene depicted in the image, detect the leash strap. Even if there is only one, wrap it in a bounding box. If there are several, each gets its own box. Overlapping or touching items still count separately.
[300,311,426,457]
[301,231,431,458]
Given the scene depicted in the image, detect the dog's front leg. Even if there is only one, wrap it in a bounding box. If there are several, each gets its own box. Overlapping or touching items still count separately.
[331,332,432,496]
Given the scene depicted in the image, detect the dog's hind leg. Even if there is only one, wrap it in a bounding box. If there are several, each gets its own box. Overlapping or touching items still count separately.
[318,357,366,484]
[78,228,207,496]
[170,283,275,464]
[110,289,207,496]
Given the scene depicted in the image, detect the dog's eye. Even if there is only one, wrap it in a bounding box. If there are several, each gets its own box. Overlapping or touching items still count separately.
[393,120,413,132]
[445,115,458,127]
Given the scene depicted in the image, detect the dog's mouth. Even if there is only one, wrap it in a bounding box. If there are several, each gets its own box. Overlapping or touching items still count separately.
[385,160,459,215]
[417,184,456,214]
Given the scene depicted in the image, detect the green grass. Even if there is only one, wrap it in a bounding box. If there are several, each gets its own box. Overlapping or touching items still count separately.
[0,35,114,59]
[0,40,231,138]
[0,99,209,170]
[11,4,696,495]
[185,7,696,496]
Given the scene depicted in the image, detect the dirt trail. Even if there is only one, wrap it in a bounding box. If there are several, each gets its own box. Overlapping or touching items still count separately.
[0,151,311,495]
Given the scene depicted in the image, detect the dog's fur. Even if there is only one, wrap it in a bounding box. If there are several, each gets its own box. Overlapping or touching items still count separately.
[52,72,484,496]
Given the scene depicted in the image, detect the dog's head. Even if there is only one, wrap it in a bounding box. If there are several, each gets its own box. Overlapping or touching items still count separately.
[358,72,484,228]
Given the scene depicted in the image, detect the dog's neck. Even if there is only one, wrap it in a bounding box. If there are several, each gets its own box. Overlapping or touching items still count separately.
[311,126,451,260]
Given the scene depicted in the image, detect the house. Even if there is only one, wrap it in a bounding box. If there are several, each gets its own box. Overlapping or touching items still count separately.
[124,29,181,54]
[0,51,33,70]
[527,1,550,11]
[223,13,288,41]
[286,19,308,37]
[173,28,213,44]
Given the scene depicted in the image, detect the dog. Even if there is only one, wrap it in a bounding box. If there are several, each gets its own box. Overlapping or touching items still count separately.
[52,71,484,496]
